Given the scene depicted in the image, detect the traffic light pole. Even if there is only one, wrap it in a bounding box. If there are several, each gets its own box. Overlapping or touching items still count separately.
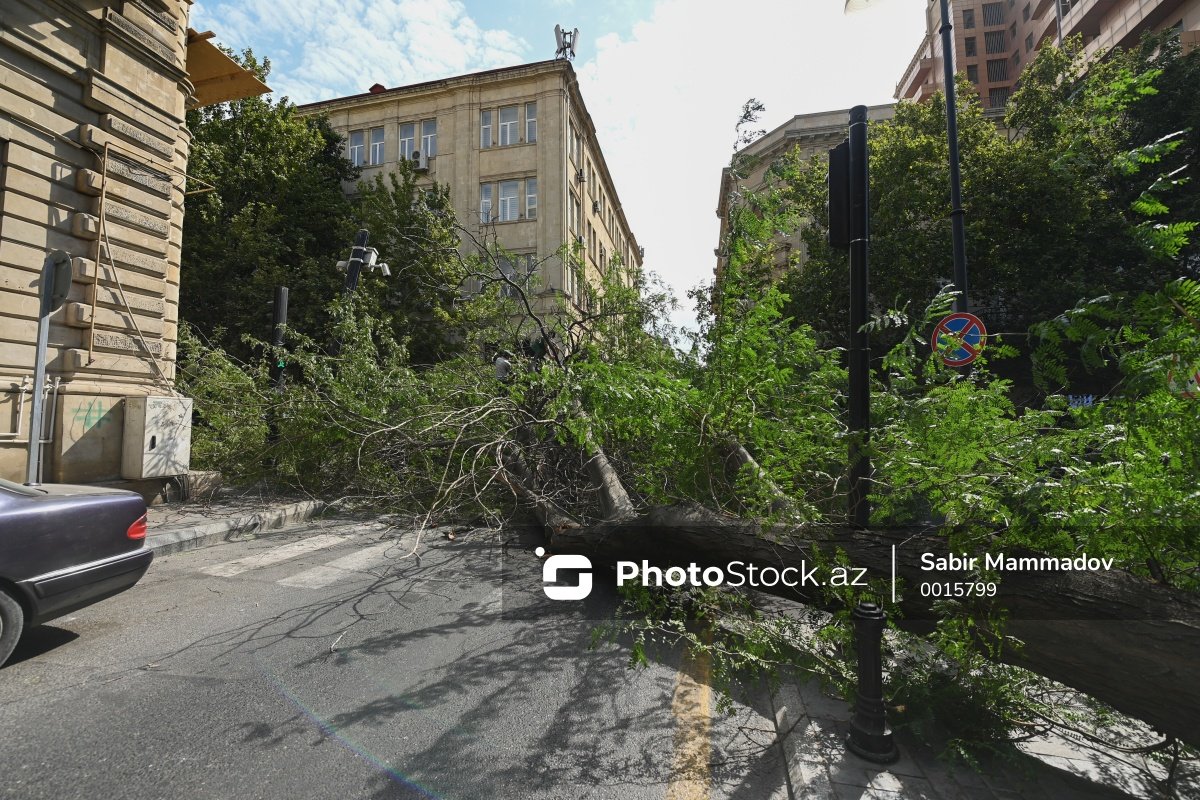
[939,0,970,313]
[270,286,289,392]
[847,105,871,529]
[342,229,370,296]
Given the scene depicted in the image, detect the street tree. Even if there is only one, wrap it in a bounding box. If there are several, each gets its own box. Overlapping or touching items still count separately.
[182,51,358,357]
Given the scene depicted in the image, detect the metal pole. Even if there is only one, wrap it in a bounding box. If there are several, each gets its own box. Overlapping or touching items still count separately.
[939,0,970,313]
[845,601,899,763]
[343,229,370,296]
[331,229,370,358]
[270,286,289,392]
[847,105,871,529]
[27,251,71,485]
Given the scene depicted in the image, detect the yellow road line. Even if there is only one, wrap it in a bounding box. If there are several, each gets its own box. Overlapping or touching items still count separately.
[666,643,712,800]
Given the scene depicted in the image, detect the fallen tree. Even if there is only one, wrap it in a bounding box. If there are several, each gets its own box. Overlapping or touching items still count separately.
[542,503,1200,748]
[495,381,1200,746]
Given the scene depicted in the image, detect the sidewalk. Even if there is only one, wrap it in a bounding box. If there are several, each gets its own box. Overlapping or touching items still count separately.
[762,651,1197,800]
[768,677,1140,800]
[145,493,326,555]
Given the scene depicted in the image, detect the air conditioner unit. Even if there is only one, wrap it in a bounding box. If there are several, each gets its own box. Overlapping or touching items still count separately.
[574,234,584,245]
[591,200,600,213]
[576,169,585,182]
[412,151,429,172]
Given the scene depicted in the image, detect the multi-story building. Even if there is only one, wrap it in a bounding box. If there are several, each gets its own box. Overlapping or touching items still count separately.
[897,0,1200,113]
[0,1,267,487]
[296,59,642,323]
[713,105,895,290]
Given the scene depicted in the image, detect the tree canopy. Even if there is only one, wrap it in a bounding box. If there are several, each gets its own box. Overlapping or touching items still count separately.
[771,35,1198,391]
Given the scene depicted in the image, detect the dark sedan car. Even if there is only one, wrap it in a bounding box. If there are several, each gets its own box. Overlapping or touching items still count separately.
[0,478,153,667]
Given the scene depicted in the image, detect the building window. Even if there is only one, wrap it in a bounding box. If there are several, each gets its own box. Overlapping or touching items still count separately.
[369,127,385,164]
[480,110,492,149]
[965,37,977,57]
[962,8,975,28]
[498,256,532,298]
[1011,50,1020,67]
[985,30,1007,53]
[499,105,518,146]
[987,58,1009,81]
[480,183,492,223]
[982,2,1004,26]
[525,102,537,143]
[421,119,437,158]
[526,177,537,220]
[1022,2,1030,21]
[967,63,979,83]
[1026,33,1034,52]
[569,191,581,233]
[1009,21,1017,38]
[989,86,1011,107]
[348,130,365,166]
[599,244,606,270]
[498,180,519,221]
[568,119,582,165]
[399,123,415,160]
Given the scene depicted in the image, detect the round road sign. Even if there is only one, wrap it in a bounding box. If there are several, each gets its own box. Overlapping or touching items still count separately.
[933,312,987,367]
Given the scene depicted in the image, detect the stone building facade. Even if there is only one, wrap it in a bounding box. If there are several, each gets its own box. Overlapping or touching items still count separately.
[295,59,642,323]
[896,0,1200,112]
[713,104,896,291]
[0,0,266,486]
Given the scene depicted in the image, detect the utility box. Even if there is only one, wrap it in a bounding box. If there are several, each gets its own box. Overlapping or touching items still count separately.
[122,397,192,479]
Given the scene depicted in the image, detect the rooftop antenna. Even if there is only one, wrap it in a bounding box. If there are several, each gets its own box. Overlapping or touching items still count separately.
[554,24,578,60]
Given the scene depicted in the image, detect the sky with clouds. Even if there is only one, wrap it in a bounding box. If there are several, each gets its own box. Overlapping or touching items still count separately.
[190,0,928,336]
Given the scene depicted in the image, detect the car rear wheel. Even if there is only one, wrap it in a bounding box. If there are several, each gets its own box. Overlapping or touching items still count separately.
[0,589,24,668]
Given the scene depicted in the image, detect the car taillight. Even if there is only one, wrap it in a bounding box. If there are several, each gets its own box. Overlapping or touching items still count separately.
[127,513,148,541]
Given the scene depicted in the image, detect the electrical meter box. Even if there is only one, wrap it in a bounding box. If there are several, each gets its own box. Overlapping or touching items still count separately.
[122,396,192,479]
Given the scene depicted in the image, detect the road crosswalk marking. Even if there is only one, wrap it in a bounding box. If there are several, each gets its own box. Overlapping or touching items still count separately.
[276,540,400,589]
[201,533,348,578]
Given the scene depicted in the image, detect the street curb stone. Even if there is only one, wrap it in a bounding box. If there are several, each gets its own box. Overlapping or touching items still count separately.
[146,499,326,556]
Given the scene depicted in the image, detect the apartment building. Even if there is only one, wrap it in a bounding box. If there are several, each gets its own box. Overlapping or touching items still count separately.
[713,105,896,290]
[296,59,642,321]
[0,1,267,486]
[897,0,1200,112]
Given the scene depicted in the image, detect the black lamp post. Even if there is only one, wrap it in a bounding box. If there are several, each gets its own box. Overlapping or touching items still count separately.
[846,0,970,312]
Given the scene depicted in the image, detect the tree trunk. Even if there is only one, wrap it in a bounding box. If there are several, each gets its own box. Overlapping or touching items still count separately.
[547,504,1200,749]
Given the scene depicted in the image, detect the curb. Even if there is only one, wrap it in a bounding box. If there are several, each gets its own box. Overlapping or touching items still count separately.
[146,500,327,556]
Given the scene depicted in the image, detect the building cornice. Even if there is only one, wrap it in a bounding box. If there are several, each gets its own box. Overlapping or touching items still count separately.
[295,59,568,114]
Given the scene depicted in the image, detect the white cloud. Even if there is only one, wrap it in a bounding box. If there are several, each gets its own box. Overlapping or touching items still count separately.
[191,0,528,103]
[575,0,927,337]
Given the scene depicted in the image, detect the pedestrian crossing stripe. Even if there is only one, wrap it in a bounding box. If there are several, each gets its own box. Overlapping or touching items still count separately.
[201,533,349,577]
[276,541,401,589]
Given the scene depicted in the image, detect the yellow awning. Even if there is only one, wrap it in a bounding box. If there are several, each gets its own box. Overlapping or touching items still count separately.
[186,29,271,107]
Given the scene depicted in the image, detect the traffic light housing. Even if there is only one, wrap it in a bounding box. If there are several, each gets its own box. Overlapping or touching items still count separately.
[828,139,851,250]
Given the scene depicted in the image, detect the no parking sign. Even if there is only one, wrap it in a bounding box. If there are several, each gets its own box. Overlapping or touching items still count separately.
[933,312,987,367]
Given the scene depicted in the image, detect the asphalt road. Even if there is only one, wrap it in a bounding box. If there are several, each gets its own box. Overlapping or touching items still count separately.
[0,518,791,800]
